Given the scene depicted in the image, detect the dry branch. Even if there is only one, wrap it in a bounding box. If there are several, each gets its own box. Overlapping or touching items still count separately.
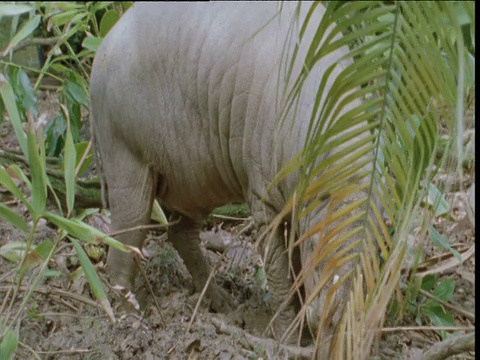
[1,37,60,59]
[0,148,103,208]
[421,332,475,360]
[211,317,313,359]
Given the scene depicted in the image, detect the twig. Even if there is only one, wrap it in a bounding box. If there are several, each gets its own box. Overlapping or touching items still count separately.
[421,332,475,360]
[35,349,92,355]
[50,294,79,312]
[108,223,171,237]
[211,317,313,359]
[17,341,42,360]
[381,326,475,333]
[186,262,219,333]
[0,285,99,308]
[419,288,475,322]
[0,269,15,283]
[235,219,255,238]
[0,148,58,165]
[133,255,167,327]
[0,37,61,58]
[211,214,250,221]
[39,84,60,91]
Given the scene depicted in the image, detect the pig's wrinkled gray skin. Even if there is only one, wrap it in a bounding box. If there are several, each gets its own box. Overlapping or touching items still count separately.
[91,2,371,342]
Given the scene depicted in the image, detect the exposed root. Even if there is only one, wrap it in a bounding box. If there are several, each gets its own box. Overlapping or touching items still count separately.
[421,332,475,360]
[211,317,313,359]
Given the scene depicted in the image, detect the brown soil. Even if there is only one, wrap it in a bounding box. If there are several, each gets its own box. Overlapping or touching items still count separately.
[0,92,475,359]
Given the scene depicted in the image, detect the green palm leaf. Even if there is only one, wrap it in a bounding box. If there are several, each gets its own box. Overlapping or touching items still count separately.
[276,1,472,357]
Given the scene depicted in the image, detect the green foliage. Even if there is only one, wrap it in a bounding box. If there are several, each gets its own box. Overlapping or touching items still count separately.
[428,226,461,262]
[2,66,37,117]
[74,141,93,176]
[70,237,112,318]
[0,1,132,156]
[0,66,126,347]
[417,276,456,340]
[0,328,18,360]
[396,274,457,340]
[0,2,474,358]
[0,72,28,155]
[278,1,474,356]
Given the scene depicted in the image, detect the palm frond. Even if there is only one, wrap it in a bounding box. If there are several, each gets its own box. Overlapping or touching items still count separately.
[277,1,471,357]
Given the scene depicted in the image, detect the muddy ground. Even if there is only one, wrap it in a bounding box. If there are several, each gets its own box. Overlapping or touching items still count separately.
[0,91,475,359]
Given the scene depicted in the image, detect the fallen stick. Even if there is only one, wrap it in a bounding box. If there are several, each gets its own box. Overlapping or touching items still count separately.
[421,332,475,360]
[211,317,313,359]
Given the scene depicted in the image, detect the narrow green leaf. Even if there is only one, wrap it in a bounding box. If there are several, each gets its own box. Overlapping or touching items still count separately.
[34,240,55,260]
[74,141,93,176]
[0,241,28,262]
[43,212,94,243]
[91,2,114,13]
[70,237,106,301]
[69,237,114,321]
[18,240,55,275]
[0,96,5,126]
[0,167,33,213]
[0,329,18,360]
[27,124,47,218]
[15,68,37,113]
[0,204,29,233]
[64,126,76,216]
[82,36,103,52]
[151,200,168,225]
[0,78,27,157]
[43,270,63,278]
[122,2,133,11]
[50,63,72,76]
[452,2,472,27]
[43,212,127,252]
[432,279,455,302]
[6,164,31,189]
[49,10,83,27]
[68,12,88,26]
[422,301,456,339]
[2,15,41,55]
[429,226,462,262]
[420,274,438,292]
[0,4,34,16]
[426,183,449,217]
[51,2,84,11]
[64,78,88,106]
[99,10,120,37]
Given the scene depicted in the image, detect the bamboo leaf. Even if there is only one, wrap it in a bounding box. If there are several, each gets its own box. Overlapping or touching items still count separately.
[64,126,76,216]
[69,237,115,322]
[0,329,17,360]
[0,76,28,157]
[0,4,34,16]
[27,122,47,218]
[1,15,41,56]
[43,212,127,252]
[0,241,28,262]
[429,226,462,262]
[82,36,102,52]
[0,167,33,214]
[0,204,29,233]
[99,10,120,37]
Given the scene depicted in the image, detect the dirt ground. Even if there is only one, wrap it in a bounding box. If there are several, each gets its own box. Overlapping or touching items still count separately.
[0,91,475,359]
